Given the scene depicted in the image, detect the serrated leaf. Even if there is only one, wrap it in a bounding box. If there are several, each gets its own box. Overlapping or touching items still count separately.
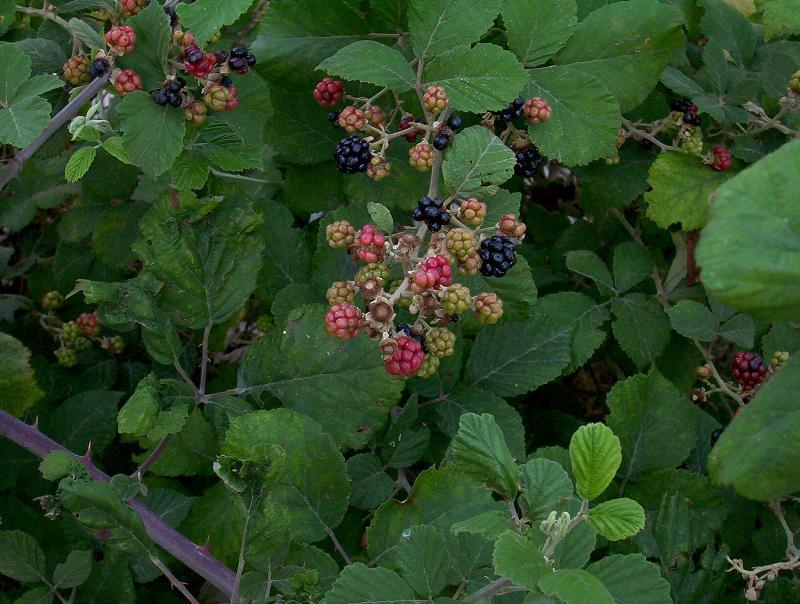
[102,136,131,164]
[696,140,800,321]
[460,255,538,322]
[424,44,528,113]
[554,0,683,112]
[322,563,415,604]
[610,293,671,368]
[40,451,86,482]
[318,40,416,92]
[502,0,577,67]
[171,151,210,191]
[612,241,653,293]
[48,390,123,456]
[451,510,515,538]
[666,300,717,341]
[0,333,43,417]
[719,313,755,348]
[117,373,158,437]
[391,525,450,598]
[586,498,645,541]
[409,0,502,58]
[699,0,755,64]
[756,0,800,41]
[0,530,45,583]
[256,203,311,299]
[586,554,673,604]
[347,453,395,510]
[538,568,615,604]
[452,413,519,498]
[176,0,256,45]
[116,2,172,88]
[525,66,620,166]
[52,550,92,588]
[569,423,622,501]
[14,38,67,76]
[64,146,97,183]
[0,96,52,149]
[61,480,150,546]
[573,144,654,214]
[68,18,104,49]
[442,125,516,198]
[493,531,549,589]
[519,458,574,518]
[367,202,394,234]
[117,91,185,178]
[565,250,615,295]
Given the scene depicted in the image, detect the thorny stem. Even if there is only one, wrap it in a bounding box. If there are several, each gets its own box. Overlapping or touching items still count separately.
[325,526,352,565]
[150,556,200,604]
[692,340,745,407]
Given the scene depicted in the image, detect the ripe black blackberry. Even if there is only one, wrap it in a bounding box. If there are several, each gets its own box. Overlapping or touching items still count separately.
[514,146,544,178]
[88,58,109,79]
[683,111,702,126]
[153,85,183,107]
[328,111,343,129]
[670,97,694,112]
[478,235,517,277]
[494,97,525,126]
[433,130,451,150]
[412,195,451,232]
[229,46,257,73]
[396,323,427,352]
[447,114,463,130]
[334,135,372,173]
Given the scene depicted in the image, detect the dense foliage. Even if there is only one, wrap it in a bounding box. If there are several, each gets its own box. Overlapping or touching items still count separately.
[1,0,800,602]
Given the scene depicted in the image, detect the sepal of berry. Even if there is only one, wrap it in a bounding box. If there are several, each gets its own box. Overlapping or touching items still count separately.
[55,347,78,368]
[326,281,356,306]
[523,97,552,124]
[425,327,455,358]
[334,135,372,174]
[411,255,452,293]
[314,77,344,106]
[113,69,142,95]
[478,235,517,277]
[710,145,732,172]
[459,198,487,226]
[415,354,440,379]
[184,101,208,125]
[63,56,90,86]
[120,0,148,17]
[356,224,386,264]
[446,228,477,260]
[731,351,768,389]
[326,220,355,248]
[338,105,366,132]
[474,292,503,324]
[496,213,526,241]
[422,85,448,114]
[42,291,64,311]
[384,336,425,377]
[441,284,471,314]
[771,351,790,369]
[105,25,136,54]
[366,156,391,181]
[325,303,363,340]
[76,312,101,337]
[409,141,435,171]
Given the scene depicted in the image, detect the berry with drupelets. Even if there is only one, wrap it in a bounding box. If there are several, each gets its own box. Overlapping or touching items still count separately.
[334,135,372,174]
[478,235,517,277]
[494,97,525,126]
[514,146,544,178]
[313,77,344,106]
[384,336,425,377]
[731,352,768,389]
[412,195,450,232]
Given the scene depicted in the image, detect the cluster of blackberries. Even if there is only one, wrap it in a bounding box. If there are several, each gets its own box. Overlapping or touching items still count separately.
[514,146,544,178]
[153,78,185,107]
[494,97,525,127]
[670,97,702,126]
[478,235,517,277]
[229,46,257,73]
[334,135,372,173]
[88,58,108,79]
[412,196,451,231]
[396,323,427,352]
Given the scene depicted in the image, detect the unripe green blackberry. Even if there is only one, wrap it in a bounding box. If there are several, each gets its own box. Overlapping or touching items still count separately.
[441,284,471,314]
[789,70,800,94]
[409,141,435,171]
[73,337,91,351]
[326,220,355,249]
[474,292,503,324]
[326,281,355,306]
[42,291,64,311]
[415,354,440,379]
[62,321,80,346]
[355,263,390,285]
[107,335,126,354]
[446,228,477,261]
[366,156,391,181]
[422,85,448,114]
[255,314,273,333]
[55,347,78,368]
[458,198,487,226]
[771,351,790,369]
[425,328,455,358]
[695,364,711,380]
[63,56,90,86]
[681,129,703,156]
[457,251,481,276]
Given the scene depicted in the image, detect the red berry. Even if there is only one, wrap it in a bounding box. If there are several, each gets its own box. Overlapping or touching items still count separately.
[356,225,386,264]
[120,0,148,18]
[523,97,552,124]
[711,145,732,171]
[411,255,452,293]
[313,77,344,107]
[385,336,425,377]
[113,69,142,95]
[731,352,768,390]
[399,115,423,143]
[184,45,217,78]
[105,25,136,54]
[325,303,363,339]
[76,312,100,337]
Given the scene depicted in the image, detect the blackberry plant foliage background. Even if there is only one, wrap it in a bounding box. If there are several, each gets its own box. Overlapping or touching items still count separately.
[0,0,800,602]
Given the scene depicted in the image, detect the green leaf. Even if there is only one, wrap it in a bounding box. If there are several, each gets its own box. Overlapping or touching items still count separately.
[102,136,130,164]
[171,151,209,191]
[665,301,716,341]
[72,553,135,604]
[464,315,573,397]
[14,586,53,604]
[569,423,622,501]
[65,146,97,183]
[699,0,755,64]
[48,390,123,456]
[347,453,396,510]
[0,530,45,583]
[0,333,43,417]
[318,40,417,92]
[756,0,800,41]
[696,140,800,321]
[367,202,395,234]
[519,458,574,518]
[612,242,653,294]
[409,0,502,58]
[709,356,800,500]
[256,203,311,298]
[586,554,673,604]
[223,409,349,541]
[382,397,430,469]
[538,568,615,604]
[52,550,92,588]
[0,44,54,148]
[61,480,150,546]
[573,146,654,214]
[644,152,730,230]
[176,0,256,45]
[452,413,519,498]
[442,125,516,199]
[117,91,185,178]
[424,44,529,113]
[586,498,645,541]
[606,371,698,481]
[451,510,515,538]
[68,18,104,49]
[40,451,87,482]
[133,408,215,477]
[502,0,577,67]
[391,525,450,598]
[525,66,620,166]
[719,313,755,348]
[565,250,615,295]
[240,305,402,449]
[117,373,159,437]
[493,530,549,589]
[610,294,671,368]
[117,1,171,89]
[322,563,415,604]
[14,38,67,76]
[554,0,683,112]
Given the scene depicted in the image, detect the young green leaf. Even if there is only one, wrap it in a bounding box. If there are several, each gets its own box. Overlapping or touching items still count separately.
[367,202,395,234]
[493,530,549,589]
[318,40,417,92]
[65,146,97,183]
[586,498,645,541]
[518,458,574,518]
[565,250,615,295]
[117,373,159,437]
[569,423,622,501]
[452,413,519,498]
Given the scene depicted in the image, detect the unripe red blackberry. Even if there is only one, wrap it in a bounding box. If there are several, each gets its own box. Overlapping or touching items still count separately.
[55,347,78,368]
[523,97,552,124]
[338,105,366,132]
[63,56,90,85]
[184,45,217,78]
[415,354,440,379]
[399,115,424,142]
[710,145,732,171]
[458,251,482,276]
[474,292,503,324]
[441,284,471,314]
[184,101,208,125]
[364,104,385,128]
[313,77,344,107]
[42,291,64,311]
[355,263,390,285]
[446,228,477,260]
[326,281,355,306]
[385,336,425,377]
[120,0,148,18]
[411,255,452,294]
[496,213,526,241]
[113,69,142,95]
[731,352,768,390]
[76,312,101,337]
[326,220,355,248]
[325,303,363,340]
[425,327,455,358]
[409,141,435,171]
[422,85,448,114]
[366,156,391,181]
[355,225,386,264]
[105,25,136,54]
[459,198,487,226]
